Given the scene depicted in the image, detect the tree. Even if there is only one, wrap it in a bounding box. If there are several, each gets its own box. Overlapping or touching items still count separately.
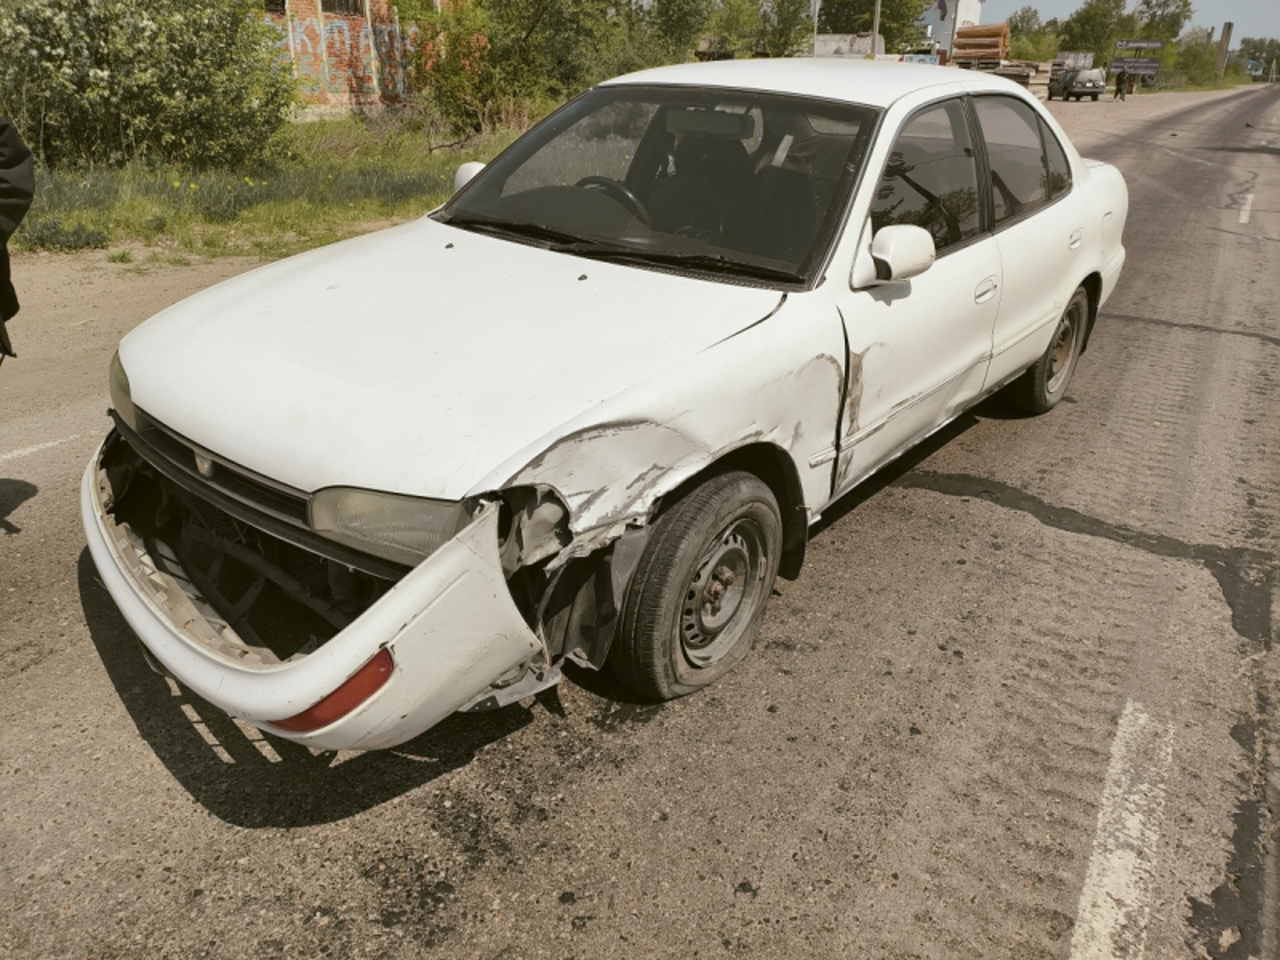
[1011,28,1063,62]
[817,0,932,53]
[1175,25,1218,84]
[1238,37,1280,67]
[0,0,296,168]
[760,0,813,57]
[653,0,715,55]
[1135,0,1192,41]
[1008,6,1043,40]
[707,0,766,57]
[1059,0,1132,65]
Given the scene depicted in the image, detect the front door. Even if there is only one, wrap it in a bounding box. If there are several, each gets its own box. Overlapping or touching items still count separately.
[832,96,1000,497]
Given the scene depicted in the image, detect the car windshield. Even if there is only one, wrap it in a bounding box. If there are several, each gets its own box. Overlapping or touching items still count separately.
[435,84,880,286]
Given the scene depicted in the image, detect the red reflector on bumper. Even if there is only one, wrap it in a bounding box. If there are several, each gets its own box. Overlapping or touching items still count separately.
[269,648,394,733]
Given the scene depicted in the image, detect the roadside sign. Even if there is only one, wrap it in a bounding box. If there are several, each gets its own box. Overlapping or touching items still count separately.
[1109,56,1161,75]
[1116,40,1165,50]
[1057,51,1094,69]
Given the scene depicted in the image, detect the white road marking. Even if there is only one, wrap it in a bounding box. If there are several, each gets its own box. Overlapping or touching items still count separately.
[0,434,80,463]
[1239,194,1254,225]
[1069,700,1174,960]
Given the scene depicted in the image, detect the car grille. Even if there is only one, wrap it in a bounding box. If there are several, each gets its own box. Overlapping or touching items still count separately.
[113,408,410,580]
[132,407,310,527]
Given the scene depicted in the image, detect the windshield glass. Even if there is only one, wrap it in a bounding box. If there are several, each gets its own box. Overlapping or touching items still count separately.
[436,85,879,286]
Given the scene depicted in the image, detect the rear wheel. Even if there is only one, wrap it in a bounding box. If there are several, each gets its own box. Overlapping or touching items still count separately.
[1003,287,1089,415]
[609,471,782,701]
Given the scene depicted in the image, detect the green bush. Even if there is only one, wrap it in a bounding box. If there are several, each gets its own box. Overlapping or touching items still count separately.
[19,218,108,251]
[0,0,297,168]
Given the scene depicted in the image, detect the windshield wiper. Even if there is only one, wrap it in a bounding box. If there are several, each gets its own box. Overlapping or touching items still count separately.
[436,212,595,247]
[552,243,804,284]
[437,213,804,284]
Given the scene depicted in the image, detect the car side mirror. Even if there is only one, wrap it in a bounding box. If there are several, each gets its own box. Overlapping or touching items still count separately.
[868,225,936,283]
[453,162,485,194]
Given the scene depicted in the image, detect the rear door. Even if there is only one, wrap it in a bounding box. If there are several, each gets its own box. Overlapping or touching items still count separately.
[971,95,1085,388]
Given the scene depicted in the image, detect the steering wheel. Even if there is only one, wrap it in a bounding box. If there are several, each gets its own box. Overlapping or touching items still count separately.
[574,176,650,226]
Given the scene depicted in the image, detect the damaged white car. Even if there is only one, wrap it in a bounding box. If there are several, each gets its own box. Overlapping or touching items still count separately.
[83,59,1127,750]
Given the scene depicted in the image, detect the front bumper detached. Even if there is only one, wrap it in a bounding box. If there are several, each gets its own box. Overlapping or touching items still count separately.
[81,437,543,751]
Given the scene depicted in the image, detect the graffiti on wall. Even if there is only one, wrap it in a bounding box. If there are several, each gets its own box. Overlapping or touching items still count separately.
[270,14,424,105]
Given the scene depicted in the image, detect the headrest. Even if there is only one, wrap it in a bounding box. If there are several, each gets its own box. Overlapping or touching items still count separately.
[674,135,749,179]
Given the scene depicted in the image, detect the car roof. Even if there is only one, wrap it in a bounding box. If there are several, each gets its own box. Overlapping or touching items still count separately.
[601,58,1034,110]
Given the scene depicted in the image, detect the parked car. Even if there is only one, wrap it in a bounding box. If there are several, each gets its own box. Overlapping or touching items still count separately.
[1048,67,1108,101]
[83,59,1128,751]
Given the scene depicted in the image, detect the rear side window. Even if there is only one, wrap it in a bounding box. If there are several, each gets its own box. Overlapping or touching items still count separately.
[870,98,981,254]
[973,96,1048,226]
[1042,120,1072,199]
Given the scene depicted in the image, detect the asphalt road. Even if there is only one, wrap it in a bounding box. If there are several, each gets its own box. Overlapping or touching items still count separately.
[2,85,1279,960]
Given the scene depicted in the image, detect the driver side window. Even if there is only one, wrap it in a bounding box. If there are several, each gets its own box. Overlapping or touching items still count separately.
[503,102,658,196]
[870,99,981,255]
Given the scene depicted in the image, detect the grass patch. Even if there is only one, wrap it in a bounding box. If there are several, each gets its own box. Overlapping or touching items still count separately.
[12,112,526,259]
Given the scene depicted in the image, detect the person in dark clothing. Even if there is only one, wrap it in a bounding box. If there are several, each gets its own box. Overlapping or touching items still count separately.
[1113,68,1129,102]
[1,117,36,365]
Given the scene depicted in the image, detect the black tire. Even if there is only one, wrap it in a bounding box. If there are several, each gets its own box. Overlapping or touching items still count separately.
[609,471,782,701]
[1004,287,1089,415]
[1046,90,1054,101]
[1092,94,1100,101]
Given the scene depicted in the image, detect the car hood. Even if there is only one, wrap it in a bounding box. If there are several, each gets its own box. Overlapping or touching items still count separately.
[121,217,784,499]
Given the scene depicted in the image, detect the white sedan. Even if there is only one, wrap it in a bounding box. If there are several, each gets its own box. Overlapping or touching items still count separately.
[83,59,1128,750]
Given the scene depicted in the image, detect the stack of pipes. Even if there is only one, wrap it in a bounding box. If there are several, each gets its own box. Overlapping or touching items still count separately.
[951,23,1010,66]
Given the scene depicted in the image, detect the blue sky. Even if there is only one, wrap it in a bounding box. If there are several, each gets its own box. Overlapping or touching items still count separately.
[976,0,1280,41]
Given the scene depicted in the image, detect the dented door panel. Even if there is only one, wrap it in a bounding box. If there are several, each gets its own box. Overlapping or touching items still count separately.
[830,233,1001,498]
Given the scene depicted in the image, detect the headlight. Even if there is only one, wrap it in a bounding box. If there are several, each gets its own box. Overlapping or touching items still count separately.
[109,350,139,432]
[308,487,469,567]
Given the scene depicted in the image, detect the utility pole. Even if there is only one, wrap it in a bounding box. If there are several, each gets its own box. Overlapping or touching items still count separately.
[868,0,882,59]
[1215,21,1233,81]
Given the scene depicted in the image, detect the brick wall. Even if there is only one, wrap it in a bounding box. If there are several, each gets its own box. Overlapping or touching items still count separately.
[267,0,417,109]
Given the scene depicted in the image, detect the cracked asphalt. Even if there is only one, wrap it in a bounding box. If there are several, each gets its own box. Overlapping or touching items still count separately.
[2,86,1279,959]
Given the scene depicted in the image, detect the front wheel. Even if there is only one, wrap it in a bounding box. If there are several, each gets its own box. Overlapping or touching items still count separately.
[609,471,782,701]
[1003,287,1089,415]
[1092,94,1100,101]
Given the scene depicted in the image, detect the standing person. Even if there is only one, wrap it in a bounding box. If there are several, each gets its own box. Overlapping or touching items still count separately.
[1,116,35,366]
[1113,67,1129,102]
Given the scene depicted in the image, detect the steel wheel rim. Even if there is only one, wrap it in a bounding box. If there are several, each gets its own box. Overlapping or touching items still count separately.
[679,519,765,667]
[1046,300,1084,395]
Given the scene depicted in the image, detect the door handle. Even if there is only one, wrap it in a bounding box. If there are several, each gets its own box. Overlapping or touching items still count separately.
[974,277,998,304]
[1069,228,1084,250]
